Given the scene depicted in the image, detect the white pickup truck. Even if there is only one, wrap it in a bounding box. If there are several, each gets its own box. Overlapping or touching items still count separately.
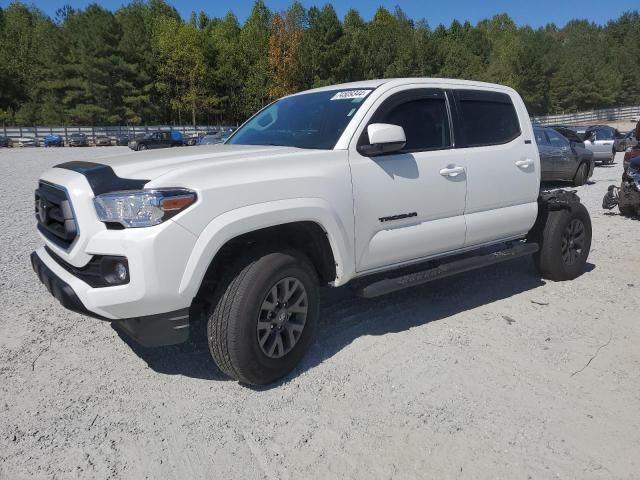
[32,78,592,385]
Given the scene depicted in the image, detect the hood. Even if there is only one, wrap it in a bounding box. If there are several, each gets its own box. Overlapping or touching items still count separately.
[57,144,306,181]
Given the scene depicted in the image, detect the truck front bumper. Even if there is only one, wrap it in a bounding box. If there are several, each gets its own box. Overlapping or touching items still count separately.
[31,249,190,347]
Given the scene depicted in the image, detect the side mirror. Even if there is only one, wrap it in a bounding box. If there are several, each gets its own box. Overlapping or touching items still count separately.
[358,123,406,156]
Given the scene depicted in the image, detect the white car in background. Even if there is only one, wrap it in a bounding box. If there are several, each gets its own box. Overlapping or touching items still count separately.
[14,137,40,147]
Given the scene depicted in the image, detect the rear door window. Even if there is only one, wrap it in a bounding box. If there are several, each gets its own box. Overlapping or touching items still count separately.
[453,90,521,147]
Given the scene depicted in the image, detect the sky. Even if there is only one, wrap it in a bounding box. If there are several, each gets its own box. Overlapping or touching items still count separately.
[4,0,639,28]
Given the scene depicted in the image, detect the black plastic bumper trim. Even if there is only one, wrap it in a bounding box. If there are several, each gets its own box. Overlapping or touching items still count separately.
[31,251,190,346]
[45,246,129,288]
[31,251,107,320]
[112,309,190,347]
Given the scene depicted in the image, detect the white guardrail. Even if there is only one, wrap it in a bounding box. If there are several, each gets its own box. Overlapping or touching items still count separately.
[2,104,639,143]
[0,124,234,143]
[533,105,640,126]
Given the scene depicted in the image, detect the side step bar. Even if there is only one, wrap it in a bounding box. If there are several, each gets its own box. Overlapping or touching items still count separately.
[358,242,539,298]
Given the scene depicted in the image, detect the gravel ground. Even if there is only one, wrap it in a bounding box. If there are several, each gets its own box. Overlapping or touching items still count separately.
[1,147,639,479]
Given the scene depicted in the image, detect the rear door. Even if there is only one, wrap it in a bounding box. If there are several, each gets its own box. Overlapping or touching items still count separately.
[586,128,613,157]
[160,132,172,148]
[450,89,540,247]
[148,132,162,148]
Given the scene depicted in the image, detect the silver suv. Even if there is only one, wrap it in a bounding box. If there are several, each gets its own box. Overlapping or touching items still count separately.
[584,126,618,164]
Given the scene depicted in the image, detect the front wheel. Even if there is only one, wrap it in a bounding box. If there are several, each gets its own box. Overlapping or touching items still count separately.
[533,203,592,281]
[207,250,319,385]
[137,144,147,151]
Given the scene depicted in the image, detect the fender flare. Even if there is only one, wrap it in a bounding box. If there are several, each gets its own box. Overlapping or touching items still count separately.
[177,198,354,298]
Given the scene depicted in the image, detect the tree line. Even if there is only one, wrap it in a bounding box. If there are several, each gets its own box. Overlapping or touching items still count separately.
[1,0,639,127]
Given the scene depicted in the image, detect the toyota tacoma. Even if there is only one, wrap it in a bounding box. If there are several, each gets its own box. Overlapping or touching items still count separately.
[31,78,592,385]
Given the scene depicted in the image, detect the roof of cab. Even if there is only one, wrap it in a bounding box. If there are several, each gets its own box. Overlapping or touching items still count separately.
[295,77,516,96]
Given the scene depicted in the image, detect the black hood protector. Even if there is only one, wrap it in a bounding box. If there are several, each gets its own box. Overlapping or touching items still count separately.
[55,161,149,195]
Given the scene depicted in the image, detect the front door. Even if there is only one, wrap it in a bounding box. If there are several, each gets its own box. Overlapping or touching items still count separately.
[349,88,467,272]
[535,128,554,180]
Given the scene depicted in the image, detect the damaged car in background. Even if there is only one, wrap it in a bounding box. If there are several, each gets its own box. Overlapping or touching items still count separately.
[603,156,640,217]
[535,126,594,186]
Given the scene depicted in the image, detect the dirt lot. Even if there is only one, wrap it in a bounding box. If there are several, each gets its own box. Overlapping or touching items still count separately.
[1,147,639,479]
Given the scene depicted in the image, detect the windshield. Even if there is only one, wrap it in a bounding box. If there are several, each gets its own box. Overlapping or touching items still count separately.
[227,89,373,149]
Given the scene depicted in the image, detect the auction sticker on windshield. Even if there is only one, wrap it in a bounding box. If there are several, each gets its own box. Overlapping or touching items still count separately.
[330,90,372,101]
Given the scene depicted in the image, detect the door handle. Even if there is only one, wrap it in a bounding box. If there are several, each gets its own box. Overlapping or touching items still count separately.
[515,159,534,169]
[439,166,465,177]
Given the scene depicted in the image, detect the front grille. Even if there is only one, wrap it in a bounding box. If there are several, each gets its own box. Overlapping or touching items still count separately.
[35,181,78,249]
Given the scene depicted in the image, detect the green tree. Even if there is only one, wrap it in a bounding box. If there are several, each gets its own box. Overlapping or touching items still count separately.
[116,2,161,124]
[0,3,59,124]
[513,28,551,115]
[335,8,367,82]
[237,0,271,117]
[205,12,243,123]
[153,15,209,126]
[54,5,129,124]
[300,4,343,87]
[1,1,640,125]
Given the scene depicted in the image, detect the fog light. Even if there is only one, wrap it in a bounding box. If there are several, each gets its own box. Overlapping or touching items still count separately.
[100,257,129,285]
[114,262,128,282]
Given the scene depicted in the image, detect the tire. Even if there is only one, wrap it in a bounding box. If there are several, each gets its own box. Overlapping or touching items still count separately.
[207,250,319,385]
[137,144,147,151]
[573,162,588,186]
[533,202,592,281]
[619,204,636,217]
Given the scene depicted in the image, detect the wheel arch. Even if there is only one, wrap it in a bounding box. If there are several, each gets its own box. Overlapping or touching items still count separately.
[178,199,353,300]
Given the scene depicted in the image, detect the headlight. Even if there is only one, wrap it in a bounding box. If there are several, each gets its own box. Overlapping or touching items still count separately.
[94,189,197,228]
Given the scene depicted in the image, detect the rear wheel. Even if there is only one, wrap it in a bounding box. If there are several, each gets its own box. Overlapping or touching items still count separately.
[619,204,637,217]
[573,162,588,186]
[207,250,319,385]
[533,203,591,281]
